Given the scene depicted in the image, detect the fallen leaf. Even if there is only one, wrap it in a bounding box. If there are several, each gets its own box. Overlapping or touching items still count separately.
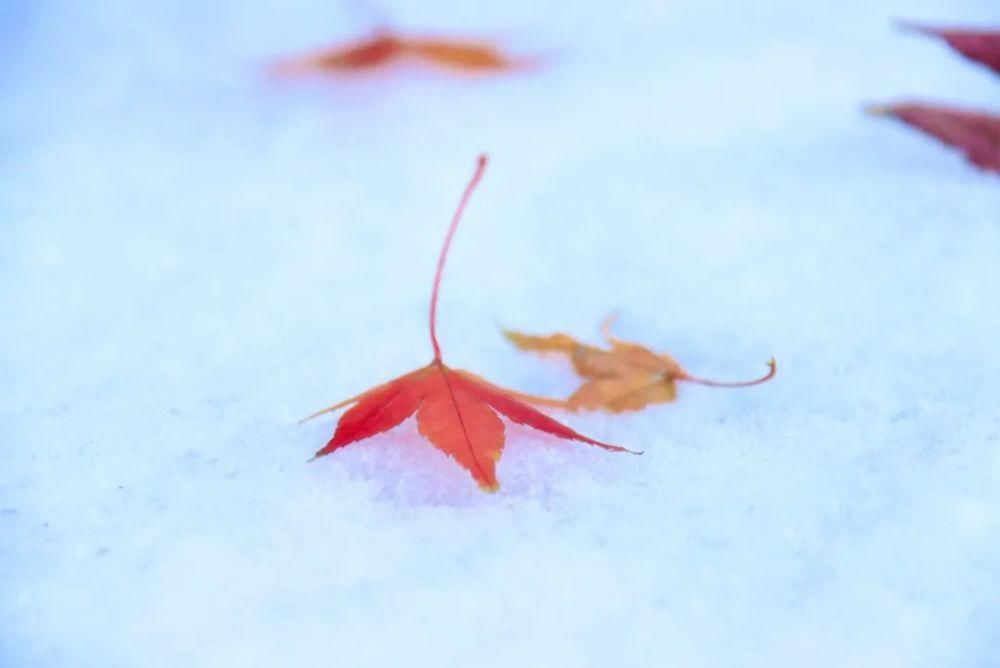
[504,315,776,413]
[865,102,1000,174]
[303,156,637,493]
[272,30,538,77]
[899,21,1000,75]
[274,33,402,74]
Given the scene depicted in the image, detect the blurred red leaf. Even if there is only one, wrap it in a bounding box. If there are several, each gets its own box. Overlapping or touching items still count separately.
[273,30,538,77]
[302,156,637,493]
[867,102,1000,174]
[899,22,1000,75]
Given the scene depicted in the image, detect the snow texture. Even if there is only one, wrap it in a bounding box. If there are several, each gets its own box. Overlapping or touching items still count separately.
[2,0,1000,666]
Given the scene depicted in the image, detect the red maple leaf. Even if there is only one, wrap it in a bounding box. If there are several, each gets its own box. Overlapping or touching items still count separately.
[272,30,539,77]
[303,156,637,492]
[899,22,1000,75]
[866,102,1000,175]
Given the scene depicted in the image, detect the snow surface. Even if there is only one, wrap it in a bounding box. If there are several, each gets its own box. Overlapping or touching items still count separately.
[3,0,1000,666]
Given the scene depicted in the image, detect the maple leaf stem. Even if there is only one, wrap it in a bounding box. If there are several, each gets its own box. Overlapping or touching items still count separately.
[429,154,489,363]
[681,358,777,388]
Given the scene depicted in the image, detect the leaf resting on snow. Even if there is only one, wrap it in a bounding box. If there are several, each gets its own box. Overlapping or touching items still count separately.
[866,102,1000,175]
[899,22,1000,75]
[503,315,776,413]
[272,30,539,77]
[303,157,636,493]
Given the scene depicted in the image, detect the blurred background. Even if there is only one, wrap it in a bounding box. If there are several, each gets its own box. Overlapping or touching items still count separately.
[2,1,999,666]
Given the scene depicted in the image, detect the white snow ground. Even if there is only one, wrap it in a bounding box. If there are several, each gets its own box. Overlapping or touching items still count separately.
[2,0,1000,666]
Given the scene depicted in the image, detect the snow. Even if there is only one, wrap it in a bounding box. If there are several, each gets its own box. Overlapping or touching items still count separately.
[2,0,1000,666]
